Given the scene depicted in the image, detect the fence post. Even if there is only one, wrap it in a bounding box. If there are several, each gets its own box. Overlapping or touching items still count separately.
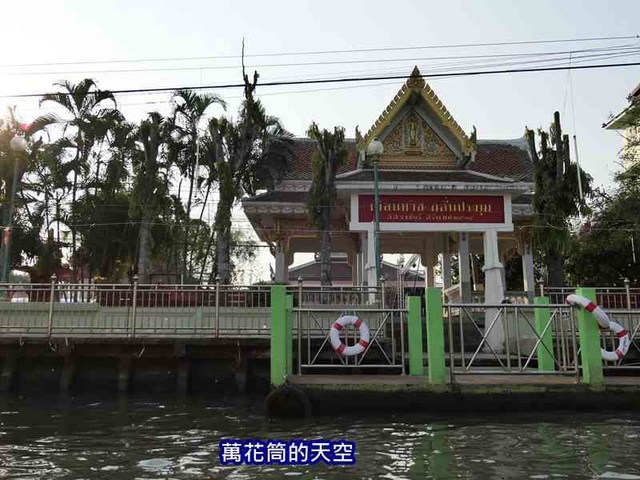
[625,278,631,310]
[534,296,555,371]
[131,275,139,338]
[575,287,603,386]
[215,276,220,338]
[426,287,446,384]
[47,274,57,338]
[286,294,294,376]
[270,285,287,386]
[407,296,424,376]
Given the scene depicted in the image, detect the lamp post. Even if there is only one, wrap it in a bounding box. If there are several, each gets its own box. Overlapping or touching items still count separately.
[0,134,27,284]
[366,138,384,285]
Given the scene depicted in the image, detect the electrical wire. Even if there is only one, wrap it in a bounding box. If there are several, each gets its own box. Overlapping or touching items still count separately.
[1,34,637,68]
[3,59,640,99]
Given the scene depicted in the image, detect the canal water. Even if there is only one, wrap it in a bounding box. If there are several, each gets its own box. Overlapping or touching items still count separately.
[0,394,639,479]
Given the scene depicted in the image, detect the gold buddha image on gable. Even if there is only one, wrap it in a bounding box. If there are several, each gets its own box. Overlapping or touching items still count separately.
[382,110,457,163]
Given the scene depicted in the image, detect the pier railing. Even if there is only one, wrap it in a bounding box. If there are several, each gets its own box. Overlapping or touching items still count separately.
[293,307,406,374]
[444,303,580,379]
[0,281,272,338]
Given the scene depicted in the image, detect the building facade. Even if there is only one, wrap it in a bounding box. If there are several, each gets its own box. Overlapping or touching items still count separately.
[604,83,640,166]
[243,67,536,303]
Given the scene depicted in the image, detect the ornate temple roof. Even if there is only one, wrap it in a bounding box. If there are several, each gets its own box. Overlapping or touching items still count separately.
[356,66,474,156]
[280,137,533,182]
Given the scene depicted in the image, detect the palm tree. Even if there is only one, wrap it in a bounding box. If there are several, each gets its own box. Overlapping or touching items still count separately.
[131,112,171,284]
[34,78,119,281]
[306,123,348,286]
[203,69,292,284]
[168,89,225,280]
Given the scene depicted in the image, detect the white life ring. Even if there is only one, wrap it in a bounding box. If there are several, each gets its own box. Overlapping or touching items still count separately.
[566,294,631,361]
[329,315,370,357]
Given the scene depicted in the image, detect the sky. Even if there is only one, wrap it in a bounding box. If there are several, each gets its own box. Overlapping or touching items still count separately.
[1,0,639,282]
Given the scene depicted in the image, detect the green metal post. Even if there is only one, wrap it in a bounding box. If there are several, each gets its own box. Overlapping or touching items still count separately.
[575,287,603,386]
[407,296,424,376]
[534,297,555,371]
[425,287,446,384]
[373,157,381,283]
[270,285,287,386]
[285,294,293,376]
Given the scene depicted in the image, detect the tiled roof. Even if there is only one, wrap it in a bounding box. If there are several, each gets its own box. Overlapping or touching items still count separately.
[243,191,309,204]
[289,259,424,283]
[282,138,533,182]
[472,140,534,181]
[337,170,511,183]
[283,138,359,180]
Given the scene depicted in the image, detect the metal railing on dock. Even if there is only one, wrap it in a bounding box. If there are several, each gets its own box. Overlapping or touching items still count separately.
[293,306,407,374]
[444,303,580,379]
[0,280,272,339]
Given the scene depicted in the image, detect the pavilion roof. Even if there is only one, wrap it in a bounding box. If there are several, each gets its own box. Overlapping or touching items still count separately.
[281,137,533,182]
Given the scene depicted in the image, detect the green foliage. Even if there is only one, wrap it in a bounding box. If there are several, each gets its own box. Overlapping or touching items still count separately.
[526,112,592,285]
[306,122,348,230]
[0,72,286,285]
[566,161,640,285]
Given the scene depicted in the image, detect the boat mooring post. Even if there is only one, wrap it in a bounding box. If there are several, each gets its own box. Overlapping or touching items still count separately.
[407,296,424,376]
[425,287,446,384]
[270,285,288,386]
[575,287,603,386]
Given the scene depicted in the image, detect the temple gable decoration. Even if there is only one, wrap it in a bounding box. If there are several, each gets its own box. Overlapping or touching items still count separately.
[357,66,477,166]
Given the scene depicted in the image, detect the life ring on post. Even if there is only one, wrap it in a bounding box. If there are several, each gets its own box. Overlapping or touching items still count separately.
[566,294,631,361]
[329,315,370,357]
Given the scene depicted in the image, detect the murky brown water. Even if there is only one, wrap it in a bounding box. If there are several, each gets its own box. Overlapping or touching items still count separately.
[0,394,639,479]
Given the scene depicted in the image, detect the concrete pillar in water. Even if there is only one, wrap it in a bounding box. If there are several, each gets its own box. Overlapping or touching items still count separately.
[59,356,75,392]
[177,358,190,394]
[118,356,132,393]
[0,353,17,392]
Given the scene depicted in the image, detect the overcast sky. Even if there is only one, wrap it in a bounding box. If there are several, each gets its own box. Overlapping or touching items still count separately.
[1,1,639,282]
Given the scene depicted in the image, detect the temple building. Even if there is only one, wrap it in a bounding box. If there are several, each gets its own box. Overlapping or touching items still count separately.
[242,67,535,303]
[603,82,640,166]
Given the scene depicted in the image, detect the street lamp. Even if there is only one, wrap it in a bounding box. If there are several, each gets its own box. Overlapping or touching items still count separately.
[0,134,27,284]
[366,138,384,285]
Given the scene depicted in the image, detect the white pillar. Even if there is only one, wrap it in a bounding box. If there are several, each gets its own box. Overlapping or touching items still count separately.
[522,242,535,302]
[458,232,471,303]
[274,241,288,283]
[421,235,437,288]
[441,254,452,289]
[366,229,377,287]
[483,230,505,353]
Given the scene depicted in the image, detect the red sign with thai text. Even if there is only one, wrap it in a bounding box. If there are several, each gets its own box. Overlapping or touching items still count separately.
[358,195,505,223]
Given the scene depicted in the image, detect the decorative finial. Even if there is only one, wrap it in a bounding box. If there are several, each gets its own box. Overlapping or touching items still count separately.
[407,66,425,90]
[355,125,363,144]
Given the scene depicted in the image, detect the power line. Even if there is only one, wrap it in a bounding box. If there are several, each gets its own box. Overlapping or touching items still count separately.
[1,34,637,68]
[3,44,636,76]
[3,60,640,100]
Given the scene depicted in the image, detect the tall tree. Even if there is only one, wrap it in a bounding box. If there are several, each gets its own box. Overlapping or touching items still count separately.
[131,112,172,284]
[35,79,119,280]
[306,123,348,286]
[204,67,292,284]
[168,89,225,279]
[526,112,591,286]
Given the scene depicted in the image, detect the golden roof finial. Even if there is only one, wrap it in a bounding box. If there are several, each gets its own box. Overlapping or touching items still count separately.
[407,66,425,90]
